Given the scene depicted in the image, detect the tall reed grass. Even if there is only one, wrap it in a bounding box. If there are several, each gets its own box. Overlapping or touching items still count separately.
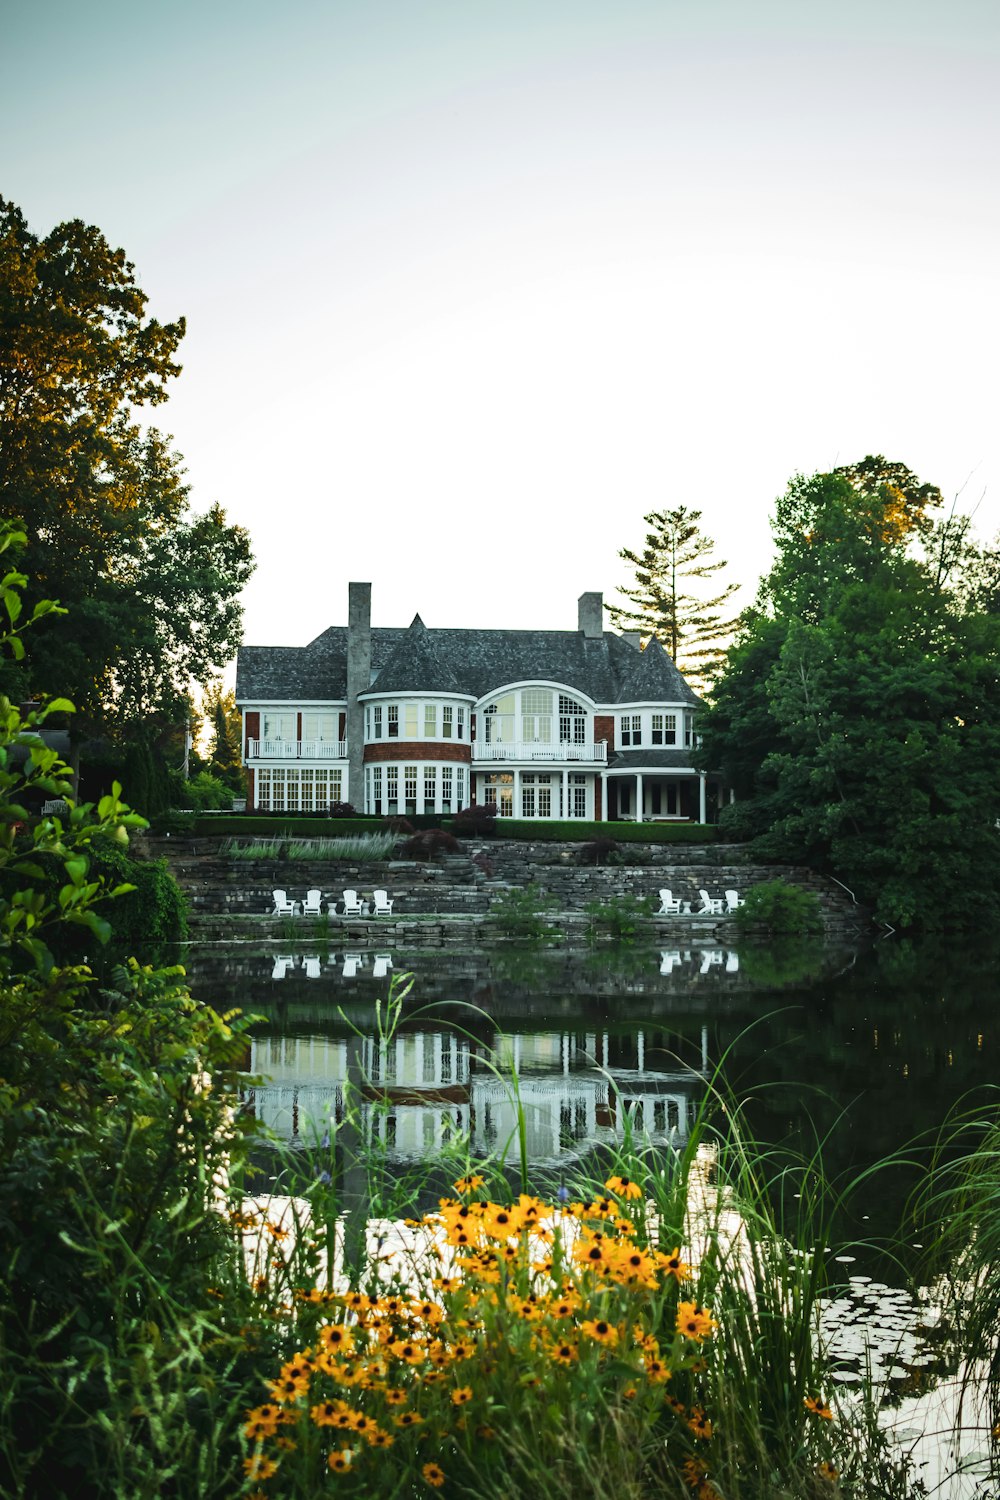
[221,832,398,861]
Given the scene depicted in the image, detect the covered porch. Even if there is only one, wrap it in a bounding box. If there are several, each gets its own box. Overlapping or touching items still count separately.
[603,750,724,825]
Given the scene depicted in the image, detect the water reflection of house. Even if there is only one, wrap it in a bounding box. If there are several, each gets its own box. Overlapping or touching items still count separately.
[242,1026,705,1163]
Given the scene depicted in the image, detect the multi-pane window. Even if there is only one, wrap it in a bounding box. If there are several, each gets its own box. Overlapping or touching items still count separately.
[456,707,465,739]
[262,711,294,741]
[387,705,399,738]
[483,773,513,817]
[483,695,515,743]
[651,713,677,746]
[404,765,418,813]
[621,714,642,747]
[301,712,337,742]
[456,766,465,808]
[424,766,436,808]
[256,767,341,811]
[371,765,382,813]
[442,705,453,738]
[441,765,453,811]
[559,694,587,744]
[404,704,418,737]
[521,688,552,743]
[386,765,399,811]
[424,703,437,737]
[684,715,693,747]
[372,705,383,739]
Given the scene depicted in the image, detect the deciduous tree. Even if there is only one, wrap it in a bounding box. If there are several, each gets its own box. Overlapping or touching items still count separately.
[0,196,253,736]
[698,458,1000,930]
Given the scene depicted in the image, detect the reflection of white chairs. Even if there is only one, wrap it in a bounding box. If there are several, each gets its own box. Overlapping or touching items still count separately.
[659,950,683,974]
[725,889,745,912]
[302,889,323,916]
[372,889,394,916]
[271,954,296,978]
[699,949,724,974]
[725,951,739,972]
[342,889,364,917]
[657,889,683,915]
[372,953,393,979]
[342,952,365,977]
[697,889,725,915]
[272,889,299,916]
[302,956,321,978]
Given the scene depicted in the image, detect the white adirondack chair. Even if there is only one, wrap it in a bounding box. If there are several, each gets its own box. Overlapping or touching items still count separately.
[724,889,745,912]
[371,889,394,916]
[341,889,364,917]
[302,889,324,916]
[697,889,725,916]
[657,888,683,915]
[272,889,299,916]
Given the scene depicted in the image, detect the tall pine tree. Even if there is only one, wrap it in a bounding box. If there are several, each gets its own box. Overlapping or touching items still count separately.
[608,506,740,689]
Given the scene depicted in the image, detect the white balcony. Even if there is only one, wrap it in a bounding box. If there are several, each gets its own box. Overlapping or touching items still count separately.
[247,738,347,760]
[471,740,607,764]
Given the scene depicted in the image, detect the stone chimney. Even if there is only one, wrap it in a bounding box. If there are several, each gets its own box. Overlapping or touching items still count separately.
[578,591,603,639]
[346,582,371,811]
[621,631,641,650]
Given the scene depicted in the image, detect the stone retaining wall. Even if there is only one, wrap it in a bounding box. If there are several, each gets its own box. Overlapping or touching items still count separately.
[157,836,869,941]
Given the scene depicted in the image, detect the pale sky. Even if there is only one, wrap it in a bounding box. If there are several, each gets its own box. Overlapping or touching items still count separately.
[5,0,998,660]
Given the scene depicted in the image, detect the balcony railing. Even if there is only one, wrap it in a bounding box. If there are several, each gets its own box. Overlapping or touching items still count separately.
[247,739,347,760]
[471,741,607,763]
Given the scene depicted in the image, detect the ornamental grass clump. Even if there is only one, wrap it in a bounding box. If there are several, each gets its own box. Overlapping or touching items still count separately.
[240,1172,726,1498]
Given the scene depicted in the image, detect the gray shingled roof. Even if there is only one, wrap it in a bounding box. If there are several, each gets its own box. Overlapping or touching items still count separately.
[367,616,470,696]
[236,621,700,706]
[606,748,701,772]
[613,636,702,708]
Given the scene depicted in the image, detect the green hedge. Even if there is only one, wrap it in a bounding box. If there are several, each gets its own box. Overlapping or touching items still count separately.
[496,820,719,844]
[184,814,719,844]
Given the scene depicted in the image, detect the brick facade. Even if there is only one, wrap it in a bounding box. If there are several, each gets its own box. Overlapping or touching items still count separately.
[363,742,472,764]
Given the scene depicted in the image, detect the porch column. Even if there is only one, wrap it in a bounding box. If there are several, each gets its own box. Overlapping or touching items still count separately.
[699,773,707,823]
[599,769,607,822]
[635,772,644,822]
[513,768,521,818]
[562,768,568,819]
[729,786,735,804]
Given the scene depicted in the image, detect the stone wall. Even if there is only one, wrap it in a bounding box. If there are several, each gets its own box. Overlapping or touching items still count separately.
[158,836,869,940]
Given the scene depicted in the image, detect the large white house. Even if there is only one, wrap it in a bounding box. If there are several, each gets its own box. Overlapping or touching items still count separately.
[234,585,720,822]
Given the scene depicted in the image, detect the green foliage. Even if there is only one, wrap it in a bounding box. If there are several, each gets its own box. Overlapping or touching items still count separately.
[0,195,254,735]
[733,880,822,935]
[608,504,741,687]
[0,525,256,1496]
[490,883,558,938]
[201,681,244,789]
[499,819,719,844]
[699,456,1000,930]
[585,892,654,941]
[174,768,234,812]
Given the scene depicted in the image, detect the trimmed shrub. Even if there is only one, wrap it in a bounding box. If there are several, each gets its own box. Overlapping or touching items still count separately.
[401,829,461,861]
[733,879,822,935]
[452,802,499,838]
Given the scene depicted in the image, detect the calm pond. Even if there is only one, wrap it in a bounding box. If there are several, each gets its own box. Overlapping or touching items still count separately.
[180,932,1000,1274]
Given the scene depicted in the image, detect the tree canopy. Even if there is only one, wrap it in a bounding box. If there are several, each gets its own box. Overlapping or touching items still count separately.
[607,506,740,689]
[698,457,1000,931]
[0,196,253,737]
